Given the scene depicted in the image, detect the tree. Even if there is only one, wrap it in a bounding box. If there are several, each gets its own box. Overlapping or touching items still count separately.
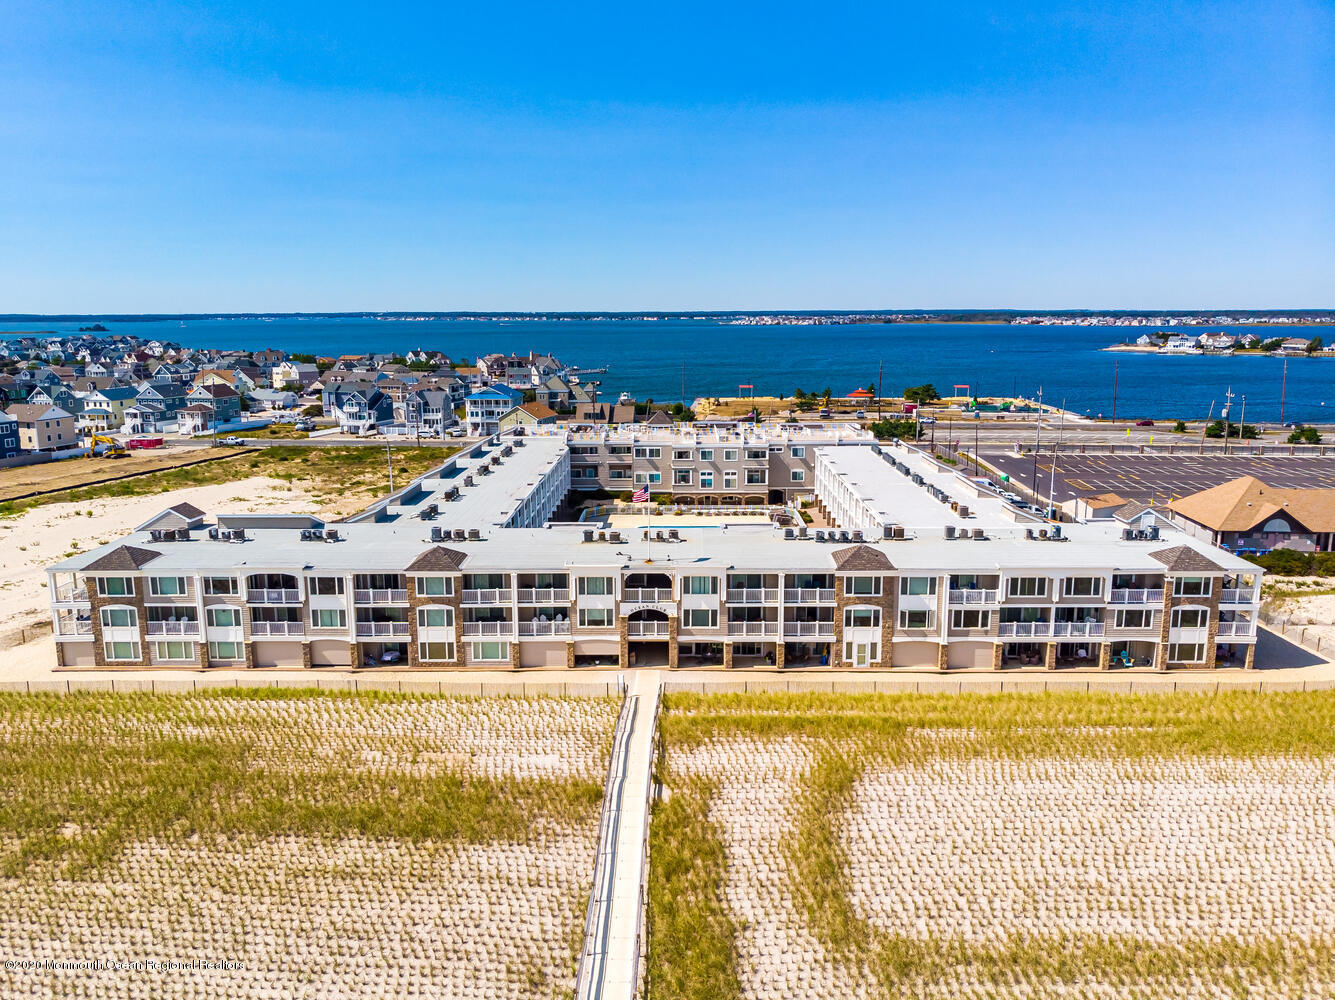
[869,418,920,441]
[792,388,808,401]
[904,383,941,405]
[301,404,323,417]
[290,353,317,364]
[1288,425,1322,444]
[820,387,833,408]
[1307,336,1324,354]
[1173,420,1187,433]
[1261,338,1285,352]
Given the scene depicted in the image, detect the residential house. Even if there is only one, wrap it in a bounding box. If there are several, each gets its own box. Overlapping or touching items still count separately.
[464,385,523,436]
[392,389,457,439]
[6,403,77,451]
[187,383,242,423]
[271,361,319,389]
[324,382,394,433]
[78,387,139,431]
[250,388,299,410]
[253,348,286,367]
[194,368,257,393]
[125,382,189,433]
[1277,338,1313,355]
[498,402,558,431]
[0,411,21,458]
[1169,477,1335,553]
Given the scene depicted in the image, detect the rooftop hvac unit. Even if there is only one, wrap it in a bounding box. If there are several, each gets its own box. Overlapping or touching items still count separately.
[1052,525,1063,539]
[851,530,864,542]
[1148,525,1159,540]
[944,525,956,539]
[972,528,985,540]
[668,528,679,540]
[463,475,474,487]
[655,531,665,542]
[467,528,481,540]
[1039,529,1049,539]
[583,529,594,542]
[1025,528,1035,540]
[150,529,164,541]
[232,528,247,542]
[893,525,905,539]
[453,529,466,540]
[431,527,445,542]
[312,529,324,540]
[325,528,339,542]
[839,530,851,542]
[300,529,312,540]
[958,505,970,518]
[207,527,220,540]
[883,524,895,539]
[815,530,826,542]
[784,527,795,539]
[797,525,808,538]
[598,531,607,541]
[608,530,621,543]
[1122,528,1135,540]
[479,465,490,475]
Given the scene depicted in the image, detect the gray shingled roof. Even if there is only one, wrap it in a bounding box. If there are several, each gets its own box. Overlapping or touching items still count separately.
[404,546,469,572]
[82,545,162,571]
[831,544,895,571]
[1148,545,1225,573]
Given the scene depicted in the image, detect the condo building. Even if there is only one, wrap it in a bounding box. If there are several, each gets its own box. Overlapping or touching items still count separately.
[47,427,1263,671]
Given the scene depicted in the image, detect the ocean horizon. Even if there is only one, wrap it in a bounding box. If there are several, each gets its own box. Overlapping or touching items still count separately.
[5,316,1335,423]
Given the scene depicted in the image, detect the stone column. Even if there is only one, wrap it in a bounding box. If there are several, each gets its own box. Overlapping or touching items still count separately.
[347,642,359,668]
[991,642,1003,670]
[667,617,679,669]
[566,641,576,668]
[1044,642,1057,670]
[1244,643,1256,669]
[723,641,734,669]
[774,642,785,669]
[1098,643,1111,670]
[508,640,521,669]
[618,617,629,668]
[936,642,949,671]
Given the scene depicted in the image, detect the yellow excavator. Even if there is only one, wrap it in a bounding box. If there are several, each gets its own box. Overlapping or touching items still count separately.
[86,433,127,459]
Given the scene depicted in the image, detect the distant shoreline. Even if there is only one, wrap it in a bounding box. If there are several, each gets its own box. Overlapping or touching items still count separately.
[1102,344,1333,357]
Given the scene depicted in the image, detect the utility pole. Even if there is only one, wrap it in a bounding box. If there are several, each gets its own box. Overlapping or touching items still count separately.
[1029,387,1043,498]
[974,420,980,475]
[1238,394,1247,450]
[877,360,883,421]
[1222,386,1235,455]
[1047,398,1066,520]
[1111,361,1119,424]
[385,439,395,494]
[1280,359,1288,425]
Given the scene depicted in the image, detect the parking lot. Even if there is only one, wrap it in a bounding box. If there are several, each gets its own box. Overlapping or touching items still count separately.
[981,452,1335,506]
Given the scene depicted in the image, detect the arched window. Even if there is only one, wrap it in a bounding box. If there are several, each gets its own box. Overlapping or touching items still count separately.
[1262,518,1291,533]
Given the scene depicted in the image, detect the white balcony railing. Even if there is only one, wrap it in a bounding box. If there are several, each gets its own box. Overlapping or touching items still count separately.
[948,589,998,605]
[727,621,779,637]
[998,622,1054,638]
[626,620,671,637]
[249,588,301,605]
[726,588,779,604]
[55,618,93,636]
[623,588,671,603]
[461,589,512,605]
[1109,588,1165,604]
[54,584,89,603]
[146,620,200,636]
[354,588,409,604]
[518,619,571,636]
[783,621,835,637]
[1053,621,1105,637]
[516,588,570,604]
[1220,588,1256,604]
[355,621,410,637]
[783,588,835,603]
[249,621,305,636]
[461,620,514,637]
[1216,621,1256,637]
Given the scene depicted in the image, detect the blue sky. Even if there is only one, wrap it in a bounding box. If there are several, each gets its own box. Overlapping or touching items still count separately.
[1,1,1331,311]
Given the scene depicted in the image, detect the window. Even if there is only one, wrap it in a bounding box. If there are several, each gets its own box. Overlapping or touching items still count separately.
[103,641,140,661]
[745,469,766,485]
[154,641,194,661]
[633,472,662,485]
[745,448,767,461]
[723,449,738,462]
[417,607,453,628]
[791,469,805,483]
[700,471,714,489]
[1063,577,1102,597]
[684,576,719,595]
[471,641,509,661]
[698,449,713,461]
[609,468,631,480]
[578,576,614,596]
[791,446,805,458]
[899,577,937,596]
[1167,642,1205,663]
[419,641,456,661]
[674,449,692,460]
[848,577,882,596]
[1173,576,1212,597]
[578,608,613,627]
[1171,607,1208,629]
[309,576,345,595]
[149,576,187,596]
[202,576,237,595]
[415,576,452,597]
[899,609,934,629]
[96,577,133,597]
[608,445,631,456]
[100,607,137,629]
[633,446,661,459]
[207,607,240,628]
[684,609,718,628]
[1007,577,1047,598]
[1114,609,1152,629]
[674,469,692,485]
[311,608,347,628]
[951,609,990,629]
[208,641,241,660]
[844,608,880,628]
[723,471,738,489]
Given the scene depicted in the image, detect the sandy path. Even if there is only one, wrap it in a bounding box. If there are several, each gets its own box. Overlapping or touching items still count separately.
[0,477,320,637]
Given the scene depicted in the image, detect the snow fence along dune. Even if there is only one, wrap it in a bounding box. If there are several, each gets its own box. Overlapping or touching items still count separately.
[0,691,618,999]
[647,691,1335,1000]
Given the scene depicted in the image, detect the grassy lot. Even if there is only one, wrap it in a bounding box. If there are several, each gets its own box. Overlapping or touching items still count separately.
[648,691,1335,1000]
[0,445,457,517]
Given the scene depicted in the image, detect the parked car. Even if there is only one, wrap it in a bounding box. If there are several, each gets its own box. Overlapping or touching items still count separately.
[1135,419,1155,426]
[221,436,244,445]
[294,419,315,431]
[854,410,866,419]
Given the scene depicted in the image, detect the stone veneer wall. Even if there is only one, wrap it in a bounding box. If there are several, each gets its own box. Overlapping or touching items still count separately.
[832,575,896,668]
[87,578,150,667]
[405,576,463,668]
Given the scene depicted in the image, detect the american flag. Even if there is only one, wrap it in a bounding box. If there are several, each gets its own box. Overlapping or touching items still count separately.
[632,485,650,503]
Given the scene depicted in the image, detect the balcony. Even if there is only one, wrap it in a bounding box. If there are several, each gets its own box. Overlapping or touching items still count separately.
[727,588,779,604]
[516,588,570,604]
[249,588,301,605]
[250,621,305,637]
[728,621,779,637]
[461,620,514,637]
[998,622,1054,638]
[1109,588,1165,604]
[518,620,571,636]
[783,621,835,638]
[783,588,835,604]
[948,589,998,605]
[146,620,200,636]
[355,621,410,637]
[627,620,671,637]
[1216,620,1256,637]
[461,589,512,605]
[54,617,93,637]
[53,583,89,603]
[354,588,409,604]
[1052,622,1105,637]
[1220,588,1256,604]
[623,588,671,603]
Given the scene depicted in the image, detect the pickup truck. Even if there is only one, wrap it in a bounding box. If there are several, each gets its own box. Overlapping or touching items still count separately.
[221,436,244,445]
